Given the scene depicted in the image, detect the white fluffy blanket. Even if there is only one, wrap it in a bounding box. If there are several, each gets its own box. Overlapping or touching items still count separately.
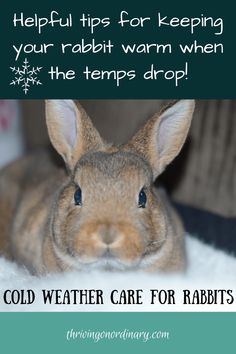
[0,234,236,312]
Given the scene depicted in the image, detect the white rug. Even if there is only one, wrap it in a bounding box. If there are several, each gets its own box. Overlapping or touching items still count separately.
[0,234,236,312]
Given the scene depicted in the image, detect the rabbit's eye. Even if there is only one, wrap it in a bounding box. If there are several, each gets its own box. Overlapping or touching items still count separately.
[138,188,147,208]
[74,187,82,206]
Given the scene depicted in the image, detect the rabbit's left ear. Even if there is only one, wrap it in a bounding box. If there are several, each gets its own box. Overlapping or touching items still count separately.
[45,100,105,170]
[125,100,195,178]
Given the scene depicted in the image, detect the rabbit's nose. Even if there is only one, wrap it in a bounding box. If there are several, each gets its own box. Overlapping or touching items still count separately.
[98,224,118,246]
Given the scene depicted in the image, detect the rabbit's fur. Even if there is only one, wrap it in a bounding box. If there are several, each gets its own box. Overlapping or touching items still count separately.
[0,100,195,275]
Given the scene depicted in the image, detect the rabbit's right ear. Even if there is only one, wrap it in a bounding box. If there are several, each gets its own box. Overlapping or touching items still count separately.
[45,100,104,170]
[124,100,195,178]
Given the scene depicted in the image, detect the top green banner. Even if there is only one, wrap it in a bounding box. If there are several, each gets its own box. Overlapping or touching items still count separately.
[0,0,235,98]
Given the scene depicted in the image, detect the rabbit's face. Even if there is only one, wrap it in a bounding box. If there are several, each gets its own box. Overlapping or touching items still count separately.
[46,99,194,272]
[52,150,166,270]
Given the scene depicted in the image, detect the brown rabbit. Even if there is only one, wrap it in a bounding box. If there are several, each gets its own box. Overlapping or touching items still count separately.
[0,99,195,275]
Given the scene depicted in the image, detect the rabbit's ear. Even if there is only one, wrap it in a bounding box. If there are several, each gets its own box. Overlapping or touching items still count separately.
[45,100,104,170]
[125,100,195,178]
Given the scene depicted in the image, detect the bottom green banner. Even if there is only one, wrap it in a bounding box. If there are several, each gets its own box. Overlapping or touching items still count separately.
[0,313,234,353]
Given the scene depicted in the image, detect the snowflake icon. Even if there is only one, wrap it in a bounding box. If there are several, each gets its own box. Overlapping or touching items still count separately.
[10,58,43,94]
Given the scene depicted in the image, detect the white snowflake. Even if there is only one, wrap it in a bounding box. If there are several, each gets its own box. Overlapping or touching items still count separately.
[10,58,43,94]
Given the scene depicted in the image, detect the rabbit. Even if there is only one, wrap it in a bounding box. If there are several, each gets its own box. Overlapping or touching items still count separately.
[0,99,195,275]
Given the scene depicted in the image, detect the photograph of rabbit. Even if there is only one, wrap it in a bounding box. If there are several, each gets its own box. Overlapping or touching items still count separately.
[0,100,236,287]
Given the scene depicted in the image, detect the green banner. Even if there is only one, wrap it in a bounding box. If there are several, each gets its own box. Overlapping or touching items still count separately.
[0,312,235,353]
[0,0,235,98]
